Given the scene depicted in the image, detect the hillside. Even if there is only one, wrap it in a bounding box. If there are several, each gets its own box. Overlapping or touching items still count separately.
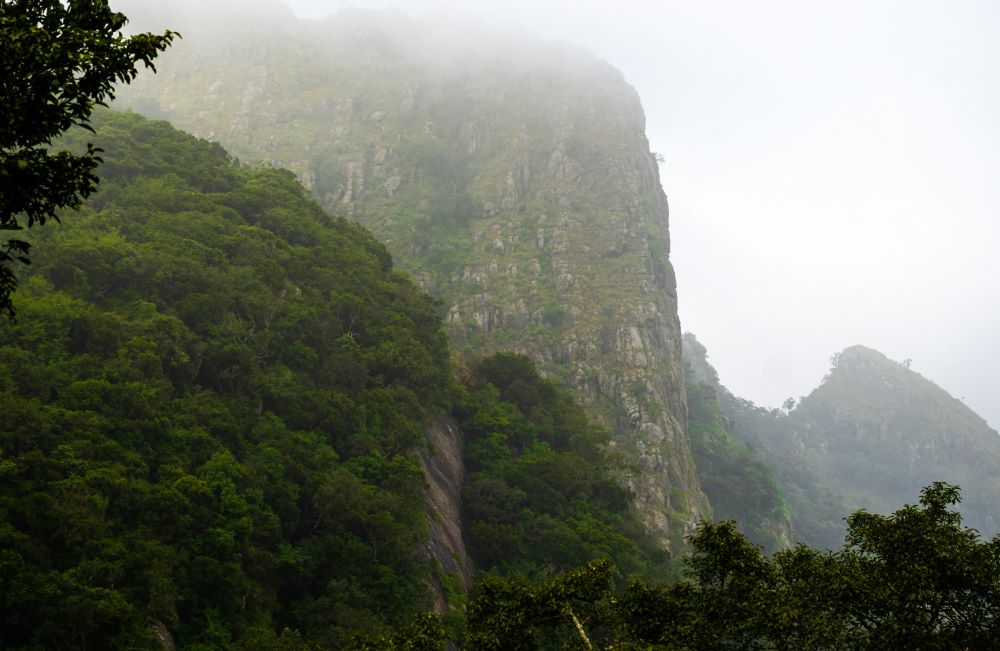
[685,334,1000,548]
[115,4,707,547]
[0,109,669,648]
[789,346,1000,538]
[0,109,451,647]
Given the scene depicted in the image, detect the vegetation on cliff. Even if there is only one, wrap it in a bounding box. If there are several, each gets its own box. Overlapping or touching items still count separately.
[455,353,669,581]
[0,110,670,648]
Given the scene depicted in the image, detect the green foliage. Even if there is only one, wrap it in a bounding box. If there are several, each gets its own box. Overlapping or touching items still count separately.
[347,613,447,651]
[0,110,450,648]
[455,353,668,583]
[467,559,616,651]
[467,484,1000,649]
[0,0,176,317]
[840,482,1000,648]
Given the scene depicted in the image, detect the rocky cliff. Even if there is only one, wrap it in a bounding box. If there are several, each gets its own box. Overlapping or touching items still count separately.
[419,417,472,613]
[117,7,707,547]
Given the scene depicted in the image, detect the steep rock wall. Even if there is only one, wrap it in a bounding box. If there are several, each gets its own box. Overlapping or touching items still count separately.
[117,10,708,547]
[419,417,472,612]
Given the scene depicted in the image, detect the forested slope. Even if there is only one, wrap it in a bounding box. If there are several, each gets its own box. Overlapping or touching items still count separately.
[0,109,452,648]
[455,353,669,581]
[0,110,665,648]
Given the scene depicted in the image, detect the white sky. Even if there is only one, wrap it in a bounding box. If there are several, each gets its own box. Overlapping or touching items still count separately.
[202,1,1000,426]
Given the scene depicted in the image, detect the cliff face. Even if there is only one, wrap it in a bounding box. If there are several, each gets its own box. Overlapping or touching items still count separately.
[419,417,472,612]
[118,10,707,546]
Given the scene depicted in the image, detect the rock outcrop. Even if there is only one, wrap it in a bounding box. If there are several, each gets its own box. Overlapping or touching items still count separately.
[419,417,472,612]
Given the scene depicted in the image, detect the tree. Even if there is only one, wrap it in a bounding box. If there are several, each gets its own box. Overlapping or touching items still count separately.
[840,482,1000,648]
[466,559,616,650]
[0,0,175,317]
[464,483,1000,649]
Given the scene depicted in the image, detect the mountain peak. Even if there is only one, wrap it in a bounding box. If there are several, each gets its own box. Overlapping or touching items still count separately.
[839,344,886,359]
[786,342,1000,539]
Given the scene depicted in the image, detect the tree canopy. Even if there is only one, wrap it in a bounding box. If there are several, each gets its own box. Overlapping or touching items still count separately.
[454,353,670,584]
[0,0,175,317]
[0,109,450,648]
[464,482,1000,649]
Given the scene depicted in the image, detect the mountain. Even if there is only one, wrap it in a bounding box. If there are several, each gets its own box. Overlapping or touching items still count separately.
[115,5,707,548]
[0,109,667,648]
[787,345,1000,540]
[685,334,1000,549]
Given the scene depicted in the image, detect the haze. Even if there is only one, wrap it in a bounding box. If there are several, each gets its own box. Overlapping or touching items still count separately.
[124,0,1000,428]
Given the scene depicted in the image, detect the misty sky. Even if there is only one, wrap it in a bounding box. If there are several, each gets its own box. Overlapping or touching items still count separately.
[136,0,1000,427]
[282,0,1000,428]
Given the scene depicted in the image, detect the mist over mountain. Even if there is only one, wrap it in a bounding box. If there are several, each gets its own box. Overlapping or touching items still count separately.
[5,1,1000,645]
[685,334,1000,549]
[114,0,1000,551]
[1,107,673,647]
[114,4,712,549]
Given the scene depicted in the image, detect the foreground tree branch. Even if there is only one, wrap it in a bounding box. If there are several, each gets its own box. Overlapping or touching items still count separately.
[0,0,176,317]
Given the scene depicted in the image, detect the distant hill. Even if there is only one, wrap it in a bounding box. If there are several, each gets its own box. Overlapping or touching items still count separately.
[685,336,1000,549]
[786,345,1000,539]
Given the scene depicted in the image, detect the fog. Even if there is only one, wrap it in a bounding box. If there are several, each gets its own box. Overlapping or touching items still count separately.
[121,0,1000,428]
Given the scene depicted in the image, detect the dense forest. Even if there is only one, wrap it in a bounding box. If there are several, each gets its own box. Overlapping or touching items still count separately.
[1,110,451,647]
[0,110,666,648]
[456,353,668,581]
